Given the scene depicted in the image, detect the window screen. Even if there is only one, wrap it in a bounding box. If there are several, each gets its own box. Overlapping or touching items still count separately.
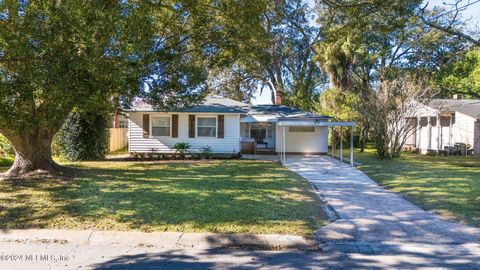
[151,117,170,137]
[197,117,217,137]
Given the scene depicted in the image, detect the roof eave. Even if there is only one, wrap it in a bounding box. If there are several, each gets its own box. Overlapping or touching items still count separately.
[124,109,246,113]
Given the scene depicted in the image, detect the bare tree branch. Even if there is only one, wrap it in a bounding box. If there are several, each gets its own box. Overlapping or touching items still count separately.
[420,0,480,47]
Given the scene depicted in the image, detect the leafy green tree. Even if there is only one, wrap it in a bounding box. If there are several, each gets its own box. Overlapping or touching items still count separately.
[315,0,462,92]
[316,88,362,150]
[437,49,480,98]
[209,0,324,111]
[0,0,267,177]
[314,0,465,157]
[317,88,357,122]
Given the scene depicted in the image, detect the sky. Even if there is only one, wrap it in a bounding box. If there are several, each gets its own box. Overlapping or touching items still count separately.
[429,0,480,29]
[251,0,480,105]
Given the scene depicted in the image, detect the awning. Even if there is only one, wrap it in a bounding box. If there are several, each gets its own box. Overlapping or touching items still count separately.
[240,115,278,123]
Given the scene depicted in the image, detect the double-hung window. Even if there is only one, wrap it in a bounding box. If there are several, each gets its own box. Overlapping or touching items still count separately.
[151,116,170,137]
[197,117,217,137]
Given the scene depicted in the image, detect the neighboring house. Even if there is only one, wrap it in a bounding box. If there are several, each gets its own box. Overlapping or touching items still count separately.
[126,95,335,155]
[405,97,480,155]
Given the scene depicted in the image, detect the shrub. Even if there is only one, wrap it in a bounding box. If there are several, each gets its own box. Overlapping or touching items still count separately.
[0,157,13,167]
[0,134,14,158]
[56,110,108,161]
[173,142,191,158]
[200,145,213,159]
[51,133,63,158]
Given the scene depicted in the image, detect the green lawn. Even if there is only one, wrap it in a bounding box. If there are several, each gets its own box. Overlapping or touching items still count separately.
[0,157,12,169]
[0,159,325,235]
[349,149,480,227]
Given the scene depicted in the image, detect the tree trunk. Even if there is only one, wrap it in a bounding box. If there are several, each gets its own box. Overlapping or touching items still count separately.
[2,131,60,177]
[359,125,368,152]
[266,81,277,105]
[328,73,339,89]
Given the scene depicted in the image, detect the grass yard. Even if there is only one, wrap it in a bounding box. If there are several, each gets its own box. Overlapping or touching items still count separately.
[0,157,12,169]
[349,149,480,227]
[0,159,325,235]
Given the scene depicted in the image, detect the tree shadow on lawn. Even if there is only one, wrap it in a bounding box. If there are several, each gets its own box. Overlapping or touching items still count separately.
[0,160,325,235]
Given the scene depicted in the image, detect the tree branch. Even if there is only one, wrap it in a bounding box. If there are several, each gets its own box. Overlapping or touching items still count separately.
[421,16,480,46]
[420,0,480,47]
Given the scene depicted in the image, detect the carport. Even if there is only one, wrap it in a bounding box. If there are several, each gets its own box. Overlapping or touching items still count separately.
[277,120,355,166]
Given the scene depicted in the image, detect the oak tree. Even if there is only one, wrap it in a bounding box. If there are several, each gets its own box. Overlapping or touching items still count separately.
[0,0,266,177]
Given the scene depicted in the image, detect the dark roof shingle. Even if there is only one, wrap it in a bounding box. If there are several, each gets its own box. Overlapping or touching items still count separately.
[130,96,247,113]
[129,95,330,119]
[428,99,480,119]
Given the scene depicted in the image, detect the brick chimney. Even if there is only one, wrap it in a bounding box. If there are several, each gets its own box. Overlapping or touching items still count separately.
[275,91,282,105]
[453,94,463,100]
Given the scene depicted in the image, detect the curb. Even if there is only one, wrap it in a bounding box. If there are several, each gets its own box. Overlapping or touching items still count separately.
[0,229,316,250]
[320,241,480,255]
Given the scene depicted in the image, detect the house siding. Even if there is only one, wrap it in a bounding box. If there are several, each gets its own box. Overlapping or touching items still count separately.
[451,112,475,146]
[475,120,480,156]
[129,112,241,153]
[413,109,476,153]
[274,126,328,154]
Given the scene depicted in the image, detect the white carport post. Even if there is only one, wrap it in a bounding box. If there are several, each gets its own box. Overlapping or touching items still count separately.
[339,126,343,162]
[275,125,282,162]
[350,126,354,167]
[278,125,283,164]
[331,127,335,158]
[279,125,282,163]
[282,125,286,164]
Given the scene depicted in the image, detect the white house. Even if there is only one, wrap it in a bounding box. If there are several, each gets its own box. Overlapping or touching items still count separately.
[405,97,480,155]
[126,95,353,158]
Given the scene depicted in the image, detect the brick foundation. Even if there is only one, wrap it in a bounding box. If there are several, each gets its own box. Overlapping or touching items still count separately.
[475,120,480,156]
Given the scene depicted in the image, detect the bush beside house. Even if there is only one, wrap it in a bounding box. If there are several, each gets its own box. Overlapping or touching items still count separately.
[56,111,109,161]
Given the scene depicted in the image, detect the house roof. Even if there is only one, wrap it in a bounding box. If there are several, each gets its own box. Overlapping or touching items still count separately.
[428,99,480,119]
[130,96,248,113]
[246,104,329,119]
[129,95,331,120]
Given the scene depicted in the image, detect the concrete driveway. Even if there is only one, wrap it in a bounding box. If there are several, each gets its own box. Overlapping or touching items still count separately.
[285,156,480,266]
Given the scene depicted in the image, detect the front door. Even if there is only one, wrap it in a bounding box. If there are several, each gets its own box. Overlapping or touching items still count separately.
[249,123,275,149]
[250,123,267,147]
[264,123,275,148]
